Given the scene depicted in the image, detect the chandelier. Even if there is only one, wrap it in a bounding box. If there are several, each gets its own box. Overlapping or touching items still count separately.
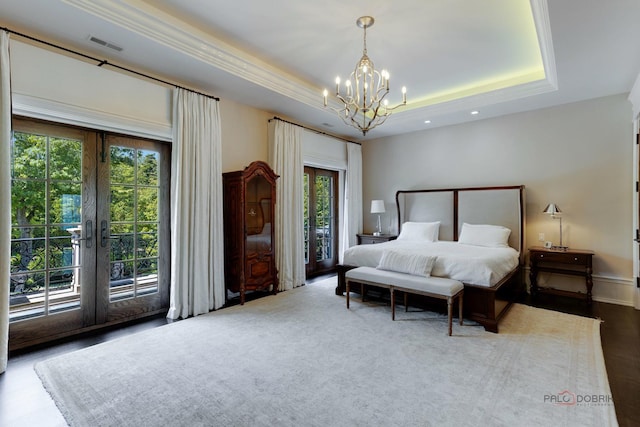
[323,16,407,136]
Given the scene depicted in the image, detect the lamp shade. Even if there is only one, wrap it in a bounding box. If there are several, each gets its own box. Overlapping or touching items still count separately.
[543,204,562,215]
[371,200,385,214]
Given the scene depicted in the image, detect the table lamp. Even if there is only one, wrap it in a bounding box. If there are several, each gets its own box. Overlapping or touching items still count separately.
[543,203,568,250]
[371,200,385,236]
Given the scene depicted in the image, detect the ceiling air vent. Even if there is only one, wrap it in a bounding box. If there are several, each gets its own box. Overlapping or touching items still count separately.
[88,35,123,52]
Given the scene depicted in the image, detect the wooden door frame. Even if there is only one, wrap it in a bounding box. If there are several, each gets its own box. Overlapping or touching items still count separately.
[96,133,171,324]
[304,166,339,278]
[8,118,171,350]
[8,118,98,350]
[635,121,640,310]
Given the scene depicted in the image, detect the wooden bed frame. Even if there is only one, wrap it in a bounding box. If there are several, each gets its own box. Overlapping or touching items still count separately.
[336,185,526,333]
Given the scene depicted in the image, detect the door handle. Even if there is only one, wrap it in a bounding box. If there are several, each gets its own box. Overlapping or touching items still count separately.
[101,220,109,247]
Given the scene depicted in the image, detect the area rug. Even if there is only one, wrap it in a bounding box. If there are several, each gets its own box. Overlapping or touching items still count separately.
[35,277,617,427]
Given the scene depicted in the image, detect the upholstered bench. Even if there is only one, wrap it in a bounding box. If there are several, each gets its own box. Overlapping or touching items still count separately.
[345,266,464,336]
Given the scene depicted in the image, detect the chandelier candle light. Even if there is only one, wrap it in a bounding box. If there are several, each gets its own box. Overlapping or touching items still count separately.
[323,16,407,136]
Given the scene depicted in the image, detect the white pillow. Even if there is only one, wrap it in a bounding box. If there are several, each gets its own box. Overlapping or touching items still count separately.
[458,223,511,248]
[397,221,440,242]
[377,250,436,277]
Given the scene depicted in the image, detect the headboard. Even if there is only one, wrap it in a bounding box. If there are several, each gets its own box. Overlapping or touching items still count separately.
[395,186,525,263]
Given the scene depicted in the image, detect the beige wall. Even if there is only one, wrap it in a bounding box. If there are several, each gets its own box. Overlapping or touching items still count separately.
[219,98,272,172]
[362,94,634,304]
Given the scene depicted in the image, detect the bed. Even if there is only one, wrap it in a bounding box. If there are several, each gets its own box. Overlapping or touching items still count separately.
[336,185,525,333]
[246,223,272,252]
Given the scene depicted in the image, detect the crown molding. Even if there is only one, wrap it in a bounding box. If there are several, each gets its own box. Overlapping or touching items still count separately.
[531,0,558,91]
[63,0,323,108]
[63,0,558,119]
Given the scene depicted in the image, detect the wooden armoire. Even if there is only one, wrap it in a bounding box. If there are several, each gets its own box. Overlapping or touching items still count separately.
[222,161,279,305]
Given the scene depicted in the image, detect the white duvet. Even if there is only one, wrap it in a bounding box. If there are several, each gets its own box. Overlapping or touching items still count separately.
[343,240,519,287]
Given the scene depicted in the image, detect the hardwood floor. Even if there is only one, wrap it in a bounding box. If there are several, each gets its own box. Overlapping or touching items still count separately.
[0,314,171,427]
[1,279,638,427]
[524,292,640,427]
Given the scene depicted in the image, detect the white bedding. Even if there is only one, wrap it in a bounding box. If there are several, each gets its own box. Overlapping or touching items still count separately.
[247,233,271,252]
[343,240,519,287]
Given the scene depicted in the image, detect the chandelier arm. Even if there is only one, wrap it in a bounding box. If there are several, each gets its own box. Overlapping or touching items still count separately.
[335,93,349,106]
[375,86,390,100]
[366,114,389,133]
[342,113,366,135]
[352,107,369,135]
[384,101,407,112]
[367,105,384,129]
[351,106,362,123]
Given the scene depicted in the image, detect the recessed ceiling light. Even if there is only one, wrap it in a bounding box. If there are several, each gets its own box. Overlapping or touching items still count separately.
[424,120,431,124]
[470,110,479,115]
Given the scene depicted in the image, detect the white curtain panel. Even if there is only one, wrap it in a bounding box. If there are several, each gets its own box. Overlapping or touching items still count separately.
[268,120,305,291]
[0,31,11,373]
[167,89,225,319]
[340,143,363,263]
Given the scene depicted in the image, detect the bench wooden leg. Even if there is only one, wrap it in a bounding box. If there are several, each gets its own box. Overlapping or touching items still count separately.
[458,291,464,326]
[447,296,453,336]
[346,280,350,309]
[404,292,408,312]
[391,287,396,320]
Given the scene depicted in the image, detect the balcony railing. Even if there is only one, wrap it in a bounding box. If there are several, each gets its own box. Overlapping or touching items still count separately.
[10,227,159,322]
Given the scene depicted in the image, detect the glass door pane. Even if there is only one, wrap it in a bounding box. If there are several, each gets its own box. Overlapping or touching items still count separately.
[315,174,335,263]
[10,131,82,319]
[97,135,169,323]
[303,172,310,264]
[304,167,338,277]
[9,119,97,349]
[108,147,159,301]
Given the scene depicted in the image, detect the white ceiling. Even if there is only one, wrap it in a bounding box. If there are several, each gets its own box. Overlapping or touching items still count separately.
[1,0,640,141]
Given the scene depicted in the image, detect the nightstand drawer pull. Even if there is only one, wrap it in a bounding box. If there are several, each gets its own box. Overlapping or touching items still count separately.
[534,252,587,264]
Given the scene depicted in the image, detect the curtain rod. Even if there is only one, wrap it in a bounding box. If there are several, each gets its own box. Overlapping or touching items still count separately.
[1,26,220,102]
[269,116,360,145]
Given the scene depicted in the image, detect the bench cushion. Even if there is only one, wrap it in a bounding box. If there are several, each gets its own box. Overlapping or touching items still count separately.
[345,266,463,297]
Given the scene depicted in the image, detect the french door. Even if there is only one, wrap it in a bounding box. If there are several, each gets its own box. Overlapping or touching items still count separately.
[304,167,338,277]
[9,118,170,349]
[97,134,170,324]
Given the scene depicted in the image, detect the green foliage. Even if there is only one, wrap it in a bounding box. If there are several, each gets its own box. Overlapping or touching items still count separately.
[10,131,161,295]
[303,171,335,262]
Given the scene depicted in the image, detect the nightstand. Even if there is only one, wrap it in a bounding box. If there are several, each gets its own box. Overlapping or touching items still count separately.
[529,246,595,303]
[357,234,397,245]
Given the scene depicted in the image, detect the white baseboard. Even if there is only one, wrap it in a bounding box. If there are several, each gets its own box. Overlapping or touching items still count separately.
[591,275,635,307]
